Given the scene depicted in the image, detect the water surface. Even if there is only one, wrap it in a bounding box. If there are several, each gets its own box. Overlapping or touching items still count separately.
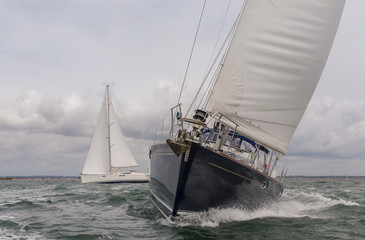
[1,178,364,239]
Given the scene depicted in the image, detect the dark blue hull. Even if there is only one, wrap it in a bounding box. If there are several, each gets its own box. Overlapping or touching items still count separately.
[149,141,284,218]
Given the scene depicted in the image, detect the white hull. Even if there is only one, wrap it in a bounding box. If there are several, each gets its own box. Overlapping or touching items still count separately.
[81,172,149,184]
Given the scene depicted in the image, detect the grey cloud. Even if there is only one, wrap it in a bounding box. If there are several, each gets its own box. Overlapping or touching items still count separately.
[0,1,364,176]
[36,94,64,123]
[288,97,365,160]
[0,130,89,176]
[0,80,180,175]
[0,90,98,137]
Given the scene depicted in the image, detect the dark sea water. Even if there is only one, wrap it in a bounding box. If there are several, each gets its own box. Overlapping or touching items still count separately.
[0,178,364,240]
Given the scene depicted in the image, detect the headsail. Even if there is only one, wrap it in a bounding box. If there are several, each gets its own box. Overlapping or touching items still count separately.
[205,0,345,154]
[109,104,138,168]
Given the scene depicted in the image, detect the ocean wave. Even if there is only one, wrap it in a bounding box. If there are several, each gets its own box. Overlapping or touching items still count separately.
[0,229,47,240]
[0,217,47,240]
[2,199,45,210]
[1,179,363,238]
[171,188,360,227]
[105,195,127,206]
[0,219,21,230]
[285,190,360,208]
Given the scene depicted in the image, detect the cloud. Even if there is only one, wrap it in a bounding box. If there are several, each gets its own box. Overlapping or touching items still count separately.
[283,96,365,175]
[0,131,88,176]
[0,90,98,175]
[0,90,99,136]
[1,0,364,176]
[0,80,180,175]
[3,88,364,176]
[0,90,44,131]
[154,79,180,103]
[36,94,64,123]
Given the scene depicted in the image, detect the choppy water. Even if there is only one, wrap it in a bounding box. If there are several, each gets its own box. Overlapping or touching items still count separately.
[0,178,364,239]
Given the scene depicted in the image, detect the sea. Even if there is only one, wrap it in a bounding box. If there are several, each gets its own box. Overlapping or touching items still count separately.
[0,177,364,240]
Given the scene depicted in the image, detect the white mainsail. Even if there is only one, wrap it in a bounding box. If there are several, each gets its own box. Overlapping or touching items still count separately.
[205,0,345,155]
[82,86,138,175]
[82,94,109,174]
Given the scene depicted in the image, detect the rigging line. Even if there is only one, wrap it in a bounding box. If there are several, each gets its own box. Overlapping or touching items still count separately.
[202,0,248,110]
[186,0,233,116]
[176,0,207,106]
[110,87,127,120]
[187,10,241,115]
[205,0,232,76]
[200,65,221,109]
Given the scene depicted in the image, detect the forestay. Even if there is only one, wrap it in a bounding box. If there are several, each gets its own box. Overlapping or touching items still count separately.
[205,0,345,155]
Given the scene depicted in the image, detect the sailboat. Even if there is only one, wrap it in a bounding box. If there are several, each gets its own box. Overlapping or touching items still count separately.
[149,0,345,220]
[81,85,149,184]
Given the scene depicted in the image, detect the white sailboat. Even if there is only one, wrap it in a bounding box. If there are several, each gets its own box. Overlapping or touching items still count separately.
[81,85,149,183]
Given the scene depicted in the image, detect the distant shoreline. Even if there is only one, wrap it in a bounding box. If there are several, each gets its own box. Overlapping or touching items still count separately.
[1,176,80,180]
[285,176,365,180]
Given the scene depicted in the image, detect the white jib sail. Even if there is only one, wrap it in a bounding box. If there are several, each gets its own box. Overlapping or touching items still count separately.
[205,0,345,155]
[82,93,110,174]
[109,104,138,168]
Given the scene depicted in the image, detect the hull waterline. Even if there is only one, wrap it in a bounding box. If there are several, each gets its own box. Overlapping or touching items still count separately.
[81,172,149,184]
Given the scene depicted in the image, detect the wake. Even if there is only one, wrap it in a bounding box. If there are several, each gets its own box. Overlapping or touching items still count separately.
[171,188,359,227]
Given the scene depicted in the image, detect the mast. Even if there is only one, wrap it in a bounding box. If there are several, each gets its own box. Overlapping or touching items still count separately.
[106,85,112,173]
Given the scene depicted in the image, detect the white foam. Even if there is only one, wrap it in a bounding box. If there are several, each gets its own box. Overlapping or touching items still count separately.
[0,215,15,220]
[286,190,359,209]
[172,189,359,227]
[0,226,46,240]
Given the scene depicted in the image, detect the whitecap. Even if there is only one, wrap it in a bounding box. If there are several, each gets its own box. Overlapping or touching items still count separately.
[170,188,360,227]
[0,226,46,240]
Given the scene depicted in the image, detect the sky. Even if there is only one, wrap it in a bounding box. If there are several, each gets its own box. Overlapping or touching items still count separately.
[0,0,364,176]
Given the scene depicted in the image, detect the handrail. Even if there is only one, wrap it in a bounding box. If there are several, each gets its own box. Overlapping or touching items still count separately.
[169,103,184,139]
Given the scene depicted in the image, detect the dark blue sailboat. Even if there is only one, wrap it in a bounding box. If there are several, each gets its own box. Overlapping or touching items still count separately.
[149,0,345,220]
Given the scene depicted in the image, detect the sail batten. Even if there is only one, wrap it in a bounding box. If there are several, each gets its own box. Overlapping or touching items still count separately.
[205,0,345,154]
